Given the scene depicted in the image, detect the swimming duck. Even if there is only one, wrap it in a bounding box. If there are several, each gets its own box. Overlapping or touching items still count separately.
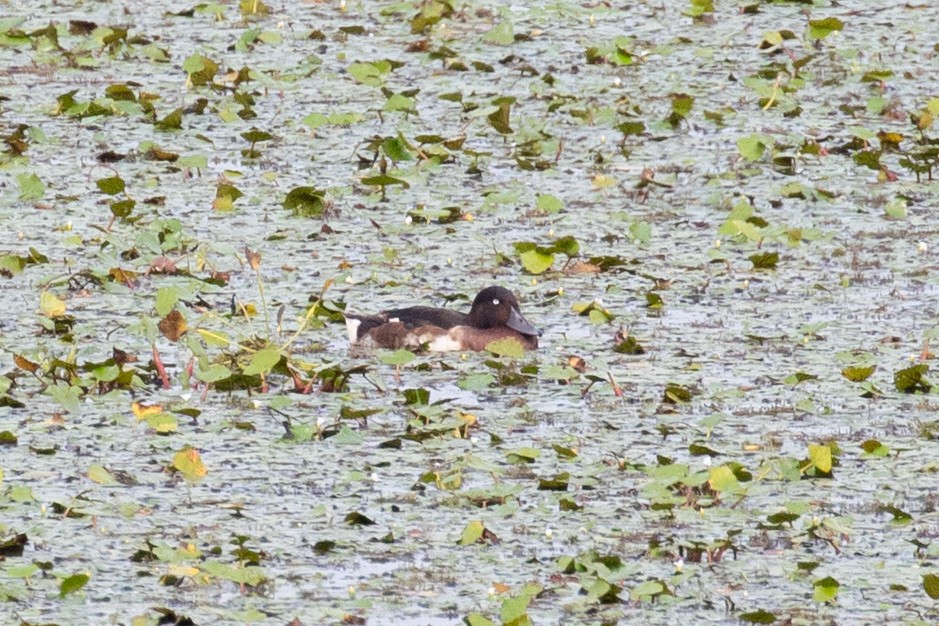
[344,286,542,352]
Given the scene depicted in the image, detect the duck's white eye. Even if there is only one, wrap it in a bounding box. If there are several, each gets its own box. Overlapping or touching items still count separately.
[492,299,500,305]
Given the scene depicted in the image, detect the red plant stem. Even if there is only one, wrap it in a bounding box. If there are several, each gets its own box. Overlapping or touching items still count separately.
[152,344,170,390]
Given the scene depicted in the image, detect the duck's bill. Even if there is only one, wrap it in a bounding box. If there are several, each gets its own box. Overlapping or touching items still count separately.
[507,307,542,337]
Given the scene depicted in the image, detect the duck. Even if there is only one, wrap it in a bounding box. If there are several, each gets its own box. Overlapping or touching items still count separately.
[344,286,542,352]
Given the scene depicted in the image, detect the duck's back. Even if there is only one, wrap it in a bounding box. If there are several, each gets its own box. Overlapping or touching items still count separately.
[383,306,468,330]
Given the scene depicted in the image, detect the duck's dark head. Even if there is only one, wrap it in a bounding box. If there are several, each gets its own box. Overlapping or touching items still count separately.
[468,286,542,337]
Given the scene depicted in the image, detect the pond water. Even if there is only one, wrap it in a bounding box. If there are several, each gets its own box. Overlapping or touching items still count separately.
[1,1,938,624]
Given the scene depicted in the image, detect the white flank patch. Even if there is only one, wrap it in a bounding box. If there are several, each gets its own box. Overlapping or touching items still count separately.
[345,318,362,343]
[427,333,463,352]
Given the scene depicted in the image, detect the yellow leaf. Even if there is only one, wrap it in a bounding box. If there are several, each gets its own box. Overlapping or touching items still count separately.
[88,465,118,485]
[196,328,232,347]
[132,401,163,418]
[167,564,201,578]
[591,173,616,189]
[181,543,200,557]
[808,443,832,473]
[39,291,66,317]
[172,446,207,482]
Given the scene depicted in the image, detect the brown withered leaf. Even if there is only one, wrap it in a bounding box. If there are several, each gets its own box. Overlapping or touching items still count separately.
[210,271,230,285]
[565,260,600,274]
[96,150,126,163]
[245,247,261,271]
[68,20,97,35]
[405,38,431,52]
[146,146,179,162]
[0,533,28,557]
[14,354,39,373]
[149,256,177,274]
[158,310,187,342]
[568,355,587,373]
[109,267,138,285]
[112,347,136,365]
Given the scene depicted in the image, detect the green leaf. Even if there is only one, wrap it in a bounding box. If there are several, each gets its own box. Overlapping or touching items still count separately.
[884,198,907,219]
[182,53,219,86]
[630,220,652,244]
[139,411,177,433]
[110,199,135,219]
[894,363,930,393]
[783,371,817,386]
[155,287,180,316]
[361,175,409,188]
[737,134,768,161]
[519,249,554,274]
[550,235,579,257]
[96,175,125,195]
[749,251,779,269]
[88,465,118,485]
[486,337,525,358]
[241,129,273,144]
[536,193,563,214]
[808,17,844,41]
[483,20,513,45]
[571,300,614,324]
[60,573,90,597]
[17,173,45,200]
[842,365,875,382]
[201,561,266,585]
[302,112,329,129]
[708,465,740,493]
[196,363,232,383]
[465,614,496,626]
[671,93,694,117]
[588,309,612,325]
[923,573,939,599]
[458,373,495,390]
[728,219,763,242]
[500,594,531,623]
[645,292,665,308]
[613,45,633,66]
[348,62,385,86]
[378,349,415,366]
[506,447,539,463]
[488,102,512,134]
[383,93,415,112]
[155,107,183,130]
[859,439,888,457]
[242,348,282,375]
[739,609,777,624]
[685,0,714,17]
[382,135,413,161]
[459,520,484,545]
[617,121,645,136]
[7,563,39,579]
[48,383,81,415]
[813,576,839,603]
[283,186,326,217]
[630,580,665,600]
[196,328,231,347]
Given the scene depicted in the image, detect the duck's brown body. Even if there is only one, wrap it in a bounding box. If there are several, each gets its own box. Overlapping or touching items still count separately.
[344,286,541,352]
